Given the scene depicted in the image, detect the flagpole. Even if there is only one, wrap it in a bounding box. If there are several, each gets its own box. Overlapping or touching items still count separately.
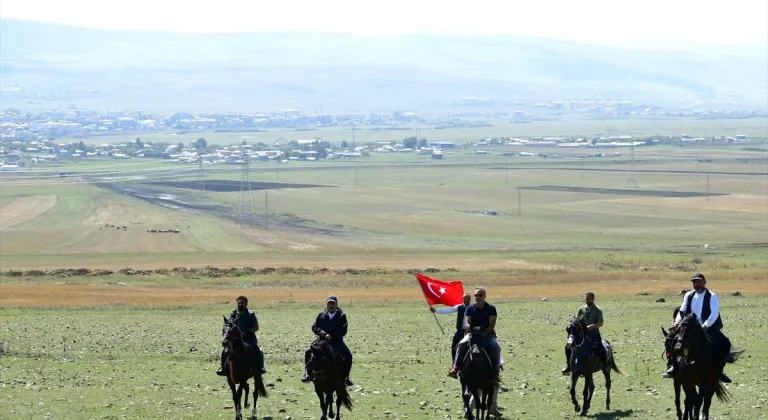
[417,279,446,335]
[431,310,446,335]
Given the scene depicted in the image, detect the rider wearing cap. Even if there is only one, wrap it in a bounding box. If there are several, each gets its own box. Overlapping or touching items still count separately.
[301,295,354,387]
[662,273,732,383]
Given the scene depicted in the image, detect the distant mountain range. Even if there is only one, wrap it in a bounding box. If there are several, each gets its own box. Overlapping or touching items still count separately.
[1,18,766,113]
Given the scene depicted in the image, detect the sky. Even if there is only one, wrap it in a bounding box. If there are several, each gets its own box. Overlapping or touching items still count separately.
[1,0,767,48]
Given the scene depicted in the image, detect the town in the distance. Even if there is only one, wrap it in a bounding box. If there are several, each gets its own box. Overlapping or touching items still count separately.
[0,98,765,170]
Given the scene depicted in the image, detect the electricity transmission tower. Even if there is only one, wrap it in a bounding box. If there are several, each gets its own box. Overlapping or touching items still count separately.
[625,143,638,188]
[237,155,257,228]
[197,157,206,195]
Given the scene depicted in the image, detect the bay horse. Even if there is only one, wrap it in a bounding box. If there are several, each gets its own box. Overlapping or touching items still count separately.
[662,313,742,420]
[222,316,268,420]
[566,316,625,417]
[308,339,353,420]
[458,329,497,420]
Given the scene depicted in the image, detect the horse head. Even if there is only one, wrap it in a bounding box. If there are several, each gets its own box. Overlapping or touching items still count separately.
[222,315,244,352]
[566,316,586,350]
[309,339,337,380]
[671,313,708,366]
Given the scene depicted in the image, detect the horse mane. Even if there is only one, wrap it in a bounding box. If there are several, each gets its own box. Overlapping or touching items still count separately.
[312,340,340,365]
[677,313,712,348]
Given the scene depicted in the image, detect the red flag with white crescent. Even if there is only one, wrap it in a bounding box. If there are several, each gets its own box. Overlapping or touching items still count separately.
[415,273,464,306]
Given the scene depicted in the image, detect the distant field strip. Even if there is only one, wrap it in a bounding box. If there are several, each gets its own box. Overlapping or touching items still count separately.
[519,185,729,198]
[3,276,767,308]
[0,195,58,229]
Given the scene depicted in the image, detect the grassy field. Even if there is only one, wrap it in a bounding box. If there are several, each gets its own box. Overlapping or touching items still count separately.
[1,138,767,418]
[1,143,767,270]
[66,117,768,146]
[1,287,766,420]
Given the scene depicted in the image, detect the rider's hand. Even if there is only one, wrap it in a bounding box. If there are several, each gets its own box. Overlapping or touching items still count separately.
[325,334,332,341]
[429,307,436,313]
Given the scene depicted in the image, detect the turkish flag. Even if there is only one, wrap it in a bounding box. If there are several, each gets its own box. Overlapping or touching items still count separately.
[415,273,464,306]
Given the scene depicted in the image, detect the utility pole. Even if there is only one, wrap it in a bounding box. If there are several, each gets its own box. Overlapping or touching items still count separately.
[505,158,509,186]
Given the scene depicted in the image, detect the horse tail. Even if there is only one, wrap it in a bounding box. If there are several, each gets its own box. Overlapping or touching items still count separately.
[336,380,353,411]
[610,352,627,376]
[726,348,744,364]
[714,377,731,403]
[254,375,268,397]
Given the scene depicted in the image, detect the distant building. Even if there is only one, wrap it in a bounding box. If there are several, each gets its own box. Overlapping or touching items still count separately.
[431,141,455,149]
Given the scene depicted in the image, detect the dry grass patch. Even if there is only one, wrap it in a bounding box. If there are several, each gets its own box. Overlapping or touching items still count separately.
[0,195,57,229]
[3,276,765,308]
[612,194,768,214]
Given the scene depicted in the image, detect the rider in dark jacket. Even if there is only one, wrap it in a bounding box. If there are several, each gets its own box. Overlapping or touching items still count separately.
[301,295,354,386]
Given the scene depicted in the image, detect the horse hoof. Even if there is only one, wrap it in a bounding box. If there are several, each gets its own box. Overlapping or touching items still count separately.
[574,405,580,413]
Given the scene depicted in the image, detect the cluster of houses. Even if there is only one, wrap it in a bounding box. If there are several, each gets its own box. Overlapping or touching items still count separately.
[0,130,756,171]
[0,108,426,142]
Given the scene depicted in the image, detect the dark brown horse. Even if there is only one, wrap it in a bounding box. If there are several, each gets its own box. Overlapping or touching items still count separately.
[458,330,497,420]
[662,313,742,420]
[222,316,267,420]
[566,316,625,417]
[308,339,353,420]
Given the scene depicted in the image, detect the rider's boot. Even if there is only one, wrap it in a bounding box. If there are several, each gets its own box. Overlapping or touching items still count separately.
[561,346,572,375]
[216,349,227,376]
[301,350,312,383]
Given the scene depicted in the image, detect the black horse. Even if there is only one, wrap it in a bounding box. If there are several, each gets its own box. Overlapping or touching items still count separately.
[308,339,353,420]
[662,313,742,420]
[222,316,267,420]
[458,329,498,420]
[566,316,625,417]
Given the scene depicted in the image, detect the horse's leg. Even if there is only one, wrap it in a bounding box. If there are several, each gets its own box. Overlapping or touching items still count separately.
[604,369,611,411]
[234,382,244,420]
[335,391,343,419]
[472,390,481,420]
[315,386,327,420]
[682,383,696,420]
[228,378,240,420]
[701,377,715,420]
[250,378,258,420]
[461,382,474,420]
[244,380,250,408]
[327,392,335,419]
[580,374,591,416]
[570,373,581,413]
[674,378,682,420]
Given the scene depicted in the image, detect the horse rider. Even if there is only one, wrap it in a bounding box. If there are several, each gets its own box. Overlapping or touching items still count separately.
[448,287,501,383]
[430,293,472,361]
[662,273,732,383]
[561,292,606,375]
[217,295,267,376]
[301,295,354,387]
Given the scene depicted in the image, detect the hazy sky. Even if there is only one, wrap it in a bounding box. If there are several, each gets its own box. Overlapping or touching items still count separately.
[2,0,767,47]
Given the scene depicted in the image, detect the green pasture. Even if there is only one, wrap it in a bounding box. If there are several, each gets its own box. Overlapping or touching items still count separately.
[1,148,767,270]
[1,296,766,419]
